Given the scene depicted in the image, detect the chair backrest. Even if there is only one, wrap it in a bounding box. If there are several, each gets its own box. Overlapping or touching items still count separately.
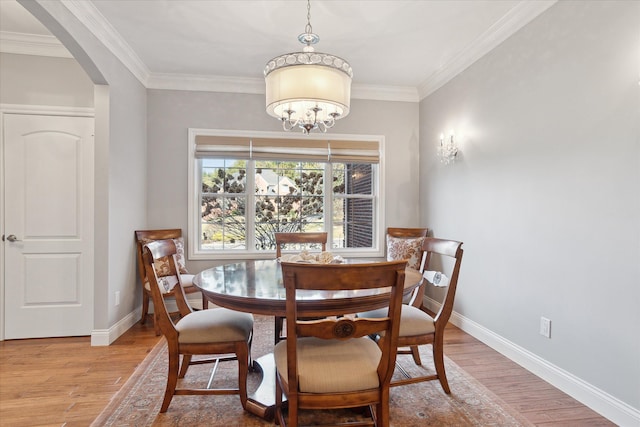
[141,239,192,338]
[387,227,429,239]
[280,260,407,393]
[386,227,428,270]
[274,232,328,258]
[135,229,183,287]
[420,238,464,330]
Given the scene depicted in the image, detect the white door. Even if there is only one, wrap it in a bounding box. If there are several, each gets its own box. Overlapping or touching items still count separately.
[3,114,94,339]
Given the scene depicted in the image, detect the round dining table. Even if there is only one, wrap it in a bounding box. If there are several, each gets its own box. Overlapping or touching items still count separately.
[193,258,422,420]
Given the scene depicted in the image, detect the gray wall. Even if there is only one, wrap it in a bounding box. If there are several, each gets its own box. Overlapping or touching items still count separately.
[146,90,420,272]
[19,0,148,329]
[0,53,94,106]
[419,0,639,413]
[9,0,637,421]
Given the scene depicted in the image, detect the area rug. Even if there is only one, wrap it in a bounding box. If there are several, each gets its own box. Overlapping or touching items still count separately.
[92,315,532,426]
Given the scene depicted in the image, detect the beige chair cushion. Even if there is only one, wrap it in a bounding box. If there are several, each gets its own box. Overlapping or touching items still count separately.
[176,308,253,344]
[359,305,435,337]
[274,337,381,393]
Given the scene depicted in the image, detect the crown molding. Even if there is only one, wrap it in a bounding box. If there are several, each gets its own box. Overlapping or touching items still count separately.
[12,0,553,103]
[146,73,265,95]
[147,72,418,102]
[352,84,419,103]
[417,0,557,100]
[0,31,72,58]
[60,0,150,85]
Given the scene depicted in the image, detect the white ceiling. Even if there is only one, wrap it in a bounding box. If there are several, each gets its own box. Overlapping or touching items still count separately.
[0,0,556,101]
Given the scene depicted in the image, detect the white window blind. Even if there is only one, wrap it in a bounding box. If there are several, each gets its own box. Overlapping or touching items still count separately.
[194,135,380,164]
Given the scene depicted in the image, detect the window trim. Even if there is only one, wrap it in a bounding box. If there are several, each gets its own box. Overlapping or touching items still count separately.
[187,128,386,260]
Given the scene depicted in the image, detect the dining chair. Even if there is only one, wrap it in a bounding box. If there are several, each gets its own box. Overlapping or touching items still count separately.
[275,260,407,427]
[360,237,464,392]
[142,239,254,412]
[273,231,328,344]
[135,229,207,335]
[385,227,429,361]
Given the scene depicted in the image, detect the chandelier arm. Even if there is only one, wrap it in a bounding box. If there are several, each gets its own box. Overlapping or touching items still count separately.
[283,119,297,132]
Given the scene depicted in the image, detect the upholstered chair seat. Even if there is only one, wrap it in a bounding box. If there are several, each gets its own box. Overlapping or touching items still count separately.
[176,308,253,344]
[360,305,435,337]
[275,336,382,393]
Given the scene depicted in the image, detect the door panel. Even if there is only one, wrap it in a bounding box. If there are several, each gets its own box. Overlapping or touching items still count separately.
[24,130,80,236]
[3,114,94,339]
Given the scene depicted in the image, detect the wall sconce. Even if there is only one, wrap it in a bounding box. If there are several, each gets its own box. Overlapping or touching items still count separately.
[438,132,458,165]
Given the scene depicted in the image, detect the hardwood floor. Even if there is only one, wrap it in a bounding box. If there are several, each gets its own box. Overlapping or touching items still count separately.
[441,324,615,426]
[0,317,614,427]
[0,322,158,427]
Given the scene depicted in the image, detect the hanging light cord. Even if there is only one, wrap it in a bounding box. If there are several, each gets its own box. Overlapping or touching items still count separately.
[305,0,313,35]
[298,0,319,48]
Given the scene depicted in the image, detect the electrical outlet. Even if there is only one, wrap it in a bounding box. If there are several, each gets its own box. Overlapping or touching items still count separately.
[115,291,121,306]
[540,317,551,338]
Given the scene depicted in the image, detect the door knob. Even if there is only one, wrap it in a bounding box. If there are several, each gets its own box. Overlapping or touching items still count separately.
[5,234,21,242]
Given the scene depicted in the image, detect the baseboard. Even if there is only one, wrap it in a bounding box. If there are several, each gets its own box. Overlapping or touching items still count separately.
[90,307,142,346]
[423,297,640,427]
[89,296,207,346]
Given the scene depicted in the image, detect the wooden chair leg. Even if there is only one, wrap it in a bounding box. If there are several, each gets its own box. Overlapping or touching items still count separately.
[274,316,284,344]
[236,343,249,409]
[410,345,422,365]
[140,292,150,325]
[433,336,450,394]
[287,393,298,427]
[248,330,254,371]
[153,311,161,336]
[202,293,208,310]
[178,354,192,378]
[275,377,284,426]
[161,350,180,413]
[378,389,390,427]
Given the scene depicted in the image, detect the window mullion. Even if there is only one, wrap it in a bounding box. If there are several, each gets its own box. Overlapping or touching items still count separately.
[246,160,256,253]
[196,158,204,252]
[324,162,332,249]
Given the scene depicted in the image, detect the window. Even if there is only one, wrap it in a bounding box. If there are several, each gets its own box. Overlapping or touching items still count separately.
[188,130,384,259]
